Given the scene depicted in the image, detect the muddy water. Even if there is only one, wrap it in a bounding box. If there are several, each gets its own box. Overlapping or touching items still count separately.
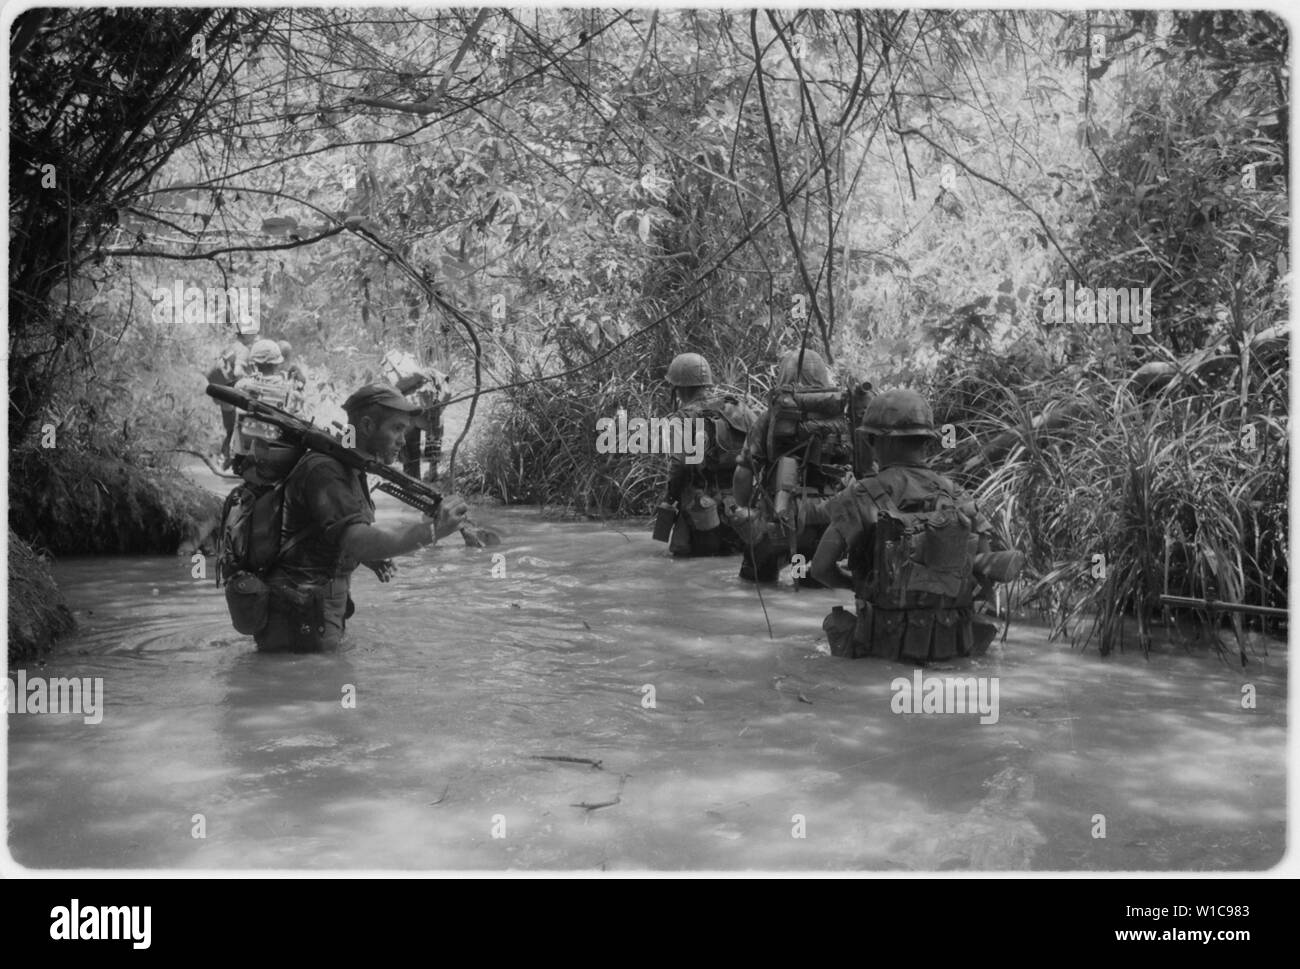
[7,489,1287,871]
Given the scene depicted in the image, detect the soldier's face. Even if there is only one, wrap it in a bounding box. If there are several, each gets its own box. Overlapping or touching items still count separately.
[359,411,410,463]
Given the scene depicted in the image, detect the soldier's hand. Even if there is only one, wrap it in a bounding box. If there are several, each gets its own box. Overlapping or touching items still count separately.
[367,559,398,582]
[425,496,470,540]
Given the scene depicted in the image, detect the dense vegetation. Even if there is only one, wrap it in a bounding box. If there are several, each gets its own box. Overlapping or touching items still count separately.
[8,9,1288,655]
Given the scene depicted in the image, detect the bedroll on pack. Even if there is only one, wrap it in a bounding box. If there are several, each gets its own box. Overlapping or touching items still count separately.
[863,477,975,611]
[766,384,851,465]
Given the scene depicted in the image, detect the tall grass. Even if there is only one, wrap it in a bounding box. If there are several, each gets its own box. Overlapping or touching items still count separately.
[460,371,668,516]
[933,348,1288,656]
[461,342,837,516]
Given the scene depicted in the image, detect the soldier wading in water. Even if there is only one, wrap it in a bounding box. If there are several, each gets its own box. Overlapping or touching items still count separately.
[658,352,756,557]
[812,389,1005,662]
[238,384,469,652]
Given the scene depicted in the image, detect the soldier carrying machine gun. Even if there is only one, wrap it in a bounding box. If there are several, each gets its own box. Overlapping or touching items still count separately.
[207,382,500,653]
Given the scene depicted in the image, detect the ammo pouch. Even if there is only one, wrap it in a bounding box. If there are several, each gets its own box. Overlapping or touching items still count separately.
[853,599,975,662]
[823,605,857,658]
[267,580,327,641]
[669,487,725,557]
[224,571,271,634]
[224,570,327,638]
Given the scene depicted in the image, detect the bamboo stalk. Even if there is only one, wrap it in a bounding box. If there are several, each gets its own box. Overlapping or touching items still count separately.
[1159,595,1287,619]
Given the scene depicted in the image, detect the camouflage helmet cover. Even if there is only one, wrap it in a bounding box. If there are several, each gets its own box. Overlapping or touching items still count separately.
[666,352,714,387]
[859,388,938,437]
[249,338,284,366]
[776,348,830,387]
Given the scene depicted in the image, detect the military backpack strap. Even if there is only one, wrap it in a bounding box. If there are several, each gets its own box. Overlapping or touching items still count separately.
[862,475,900,519]
[266,452,327,570]
[273,518,323,567]
[845,477,882,592]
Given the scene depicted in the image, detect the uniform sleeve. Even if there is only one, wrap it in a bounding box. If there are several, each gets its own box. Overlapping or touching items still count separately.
[664,407,690,499]
[738,409,769,470]
[827,487,868,548]
[226,345,250,380]
[295,460,371,545]
[956,490,992,533]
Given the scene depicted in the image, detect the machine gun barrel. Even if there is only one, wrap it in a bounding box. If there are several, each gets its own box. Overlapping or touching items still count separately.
[207,382,442,516]
[206,383,504,546]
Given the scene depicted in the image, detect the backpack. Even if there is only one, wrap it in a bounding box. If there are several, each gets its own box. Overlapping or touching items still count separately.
[765,384,851,468]
[238,372,296,412]
[217,451,318,634]
[689,397,753,476]
[857,472,975,611]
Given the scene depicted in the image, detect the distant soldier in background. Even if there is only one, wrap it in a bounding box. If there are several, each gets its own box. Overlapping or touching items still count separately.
[230,339,305,477]
[210,323,260,469]
[382,348,450,482]
[658,352,756,557]
[277,339,308,393]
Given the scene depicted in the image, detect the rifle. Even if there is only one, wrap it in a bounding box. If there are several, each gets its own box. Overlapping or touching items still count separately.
[1159,595,1287,619]
[206,384,501,548]
[847,379,874,478]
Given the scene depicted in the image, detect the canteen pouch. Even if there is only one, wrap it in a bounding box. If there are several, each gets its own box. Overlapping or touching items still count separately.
[823,606,857,658]
[224,570,271,634]
[773,455,800,494]
[688,494,720,531]
[772,456,800,528]
[653,502,677,542]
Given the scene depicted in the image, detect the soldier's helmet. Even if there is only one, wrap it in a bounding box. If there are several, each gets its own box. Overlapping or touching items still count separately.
[776,348,830,387]
[249,339,284,366]
[666,353,714,388]
[859,389,938,437]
